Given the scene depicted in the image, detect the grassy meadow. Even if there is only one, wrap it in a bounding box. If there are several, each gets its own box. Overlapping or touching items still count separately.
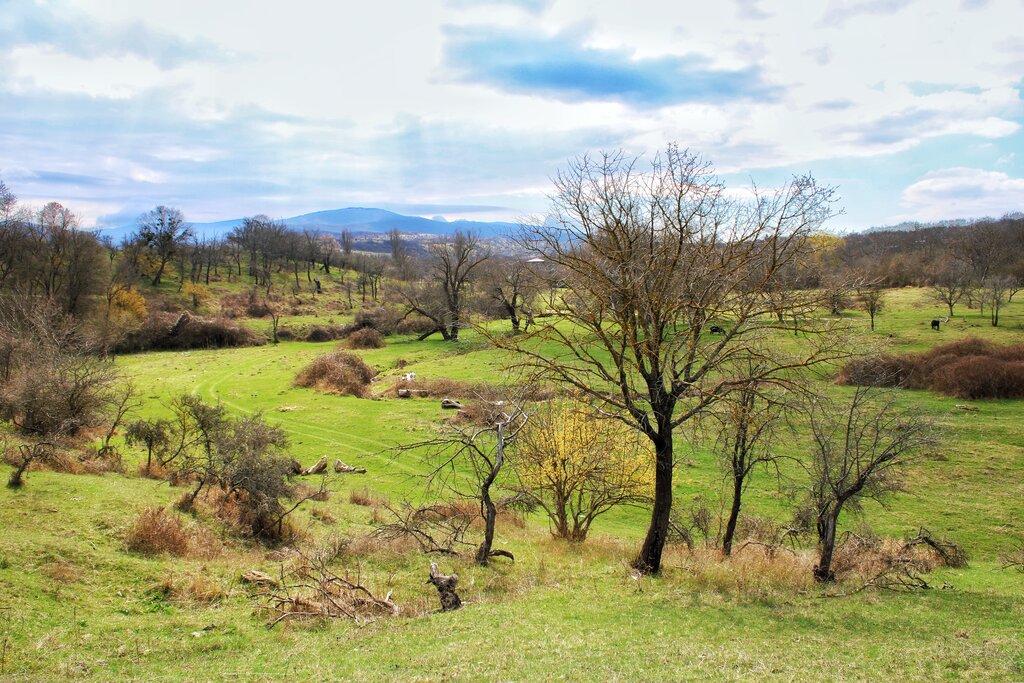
[1,279,1022,681]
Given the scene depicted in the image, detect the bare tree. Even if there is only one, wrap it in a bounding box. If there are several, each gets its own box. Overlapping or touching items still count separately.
[338,229,354,267]
[708,370,790,556]
[137,206,191,286]
[928,261,970,317]
[855,281,885,332]
[478,257,537,333]
[496,146,844,574]
[393,400,527,565]
[388,228,414,280]
[801,386,935,582]
[399,230,489,341]
[983,275,1014,327]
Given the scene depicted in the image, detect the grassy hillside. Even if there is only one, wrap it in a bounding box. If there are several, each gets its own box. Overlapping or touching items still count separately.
[0,286,1022,681]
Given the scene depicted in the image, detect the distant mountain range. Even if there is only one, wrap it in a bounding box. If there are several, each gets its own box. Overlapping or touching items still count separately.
[92,207,521,242]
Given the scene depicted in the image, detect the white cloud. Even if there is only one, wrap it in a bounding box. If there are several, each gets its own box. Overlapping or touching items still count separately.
[2,45,170,99]
[897,167,1024,221]
[2,0,1023,227]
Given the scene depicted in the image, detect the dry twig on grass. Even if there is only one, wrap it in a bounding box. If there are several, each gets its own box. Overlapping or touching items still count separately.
[251,541,397,627]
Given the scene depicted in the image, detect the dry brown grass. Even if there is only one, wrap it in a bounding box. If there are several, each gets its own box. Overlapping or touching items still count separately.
[156,572,228,604]
[349,487,388,508]
[665,544,816,596]
[40,559,81,583]
[310,507,337,525]
[137,462,170,480]
[294,351,376,397]
[125,506,222,558]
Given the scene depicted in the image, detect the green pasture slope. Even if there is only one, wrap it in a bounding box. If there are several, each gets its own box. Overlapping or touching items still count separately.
[0,287,1022,681]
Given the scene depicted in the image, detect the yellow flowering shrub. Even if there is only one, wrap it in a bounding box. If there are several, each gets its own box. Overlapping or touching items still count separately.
[513,403,653,541]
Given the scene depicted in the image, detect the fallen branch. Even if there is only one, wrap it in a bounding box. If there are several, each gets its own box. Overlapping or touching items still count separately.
[251,541,398,626]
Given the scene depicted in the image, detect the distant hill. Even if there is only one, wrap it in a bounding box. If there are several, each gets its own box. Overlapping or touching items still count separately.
[91,207,520,242]
[862,212,1024,234]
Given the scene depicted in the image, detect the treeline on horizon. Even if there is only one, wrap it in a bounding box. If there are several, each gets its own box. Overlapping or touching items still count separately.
[2,174,1024,335]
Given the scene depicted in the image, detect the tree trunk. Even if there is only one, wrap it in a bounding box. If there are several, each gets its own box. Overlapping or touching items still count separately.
[152,257,169,286]
[633,431,673,574]
[813,511,840,582]
[475,492,496,566]
[722,472,744,556]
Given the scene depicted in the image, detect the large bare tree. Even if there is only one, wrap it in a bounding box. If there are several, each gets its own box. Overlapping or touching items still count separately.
[399,230,489,341]
[497,146,845,573]
[801,386,935,582]
[137,206,191,286]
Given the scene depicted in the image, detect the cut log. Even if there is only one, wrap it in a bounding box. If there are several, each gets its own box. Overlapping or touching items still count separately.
[302,456,328,475]
[397,388,411,398]
[427,562,462,612]
[241,569,280,587]
[954,404,979,411]
[334,459,367,474]
[289,458,304,475]
[168,312,191,336]
[440,398,463,410]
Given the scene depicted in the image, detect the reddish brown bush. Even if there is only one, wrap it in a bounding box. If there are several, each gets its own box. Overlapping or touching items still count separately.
[125,507,192,556]
[395,315,437,335]
[116,313,264,353]
[304,324,358,342]
[930,356,1024,399]
[274,326,298,341]
[347,328,386,349]
[838,338,1024,399]
[354,306,400,335]
[295,351,377,397]
[835,354,916,388]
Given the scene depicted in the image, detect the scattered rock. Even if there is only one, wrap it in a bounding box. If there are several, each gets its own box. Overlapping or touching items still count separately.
[334,459,367,474]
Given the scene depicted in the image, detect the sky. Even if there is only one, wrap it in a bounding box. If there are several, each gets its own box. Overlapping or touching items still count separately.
[1,0,1023,231]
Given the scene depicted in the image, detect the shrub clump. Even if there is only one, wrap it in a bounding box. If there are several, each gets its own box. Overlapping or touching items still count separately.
[304,324,358,342]
[837,337,1024,399]
[116,312,264,353]
[395,315,437,336]
[347,328,386,349]
[125,506,221,557]
[354,307,400,335]
[295,351,377,397]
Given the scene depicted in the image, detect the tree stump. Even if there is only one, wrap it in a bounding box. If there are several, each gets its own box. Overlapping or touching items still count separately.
[334,459,367,474]
[302,456,328,475]
[427,562,462,612]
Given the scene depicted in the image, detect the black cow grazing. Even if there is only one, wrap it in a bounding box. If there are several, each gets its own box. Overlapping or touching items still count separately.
[931,319,941,331]
[709,325,726,335]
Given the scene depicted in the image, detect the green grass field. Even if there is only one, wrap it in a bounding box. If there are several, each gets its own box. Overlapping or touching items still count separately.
[1,286,1022,681]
